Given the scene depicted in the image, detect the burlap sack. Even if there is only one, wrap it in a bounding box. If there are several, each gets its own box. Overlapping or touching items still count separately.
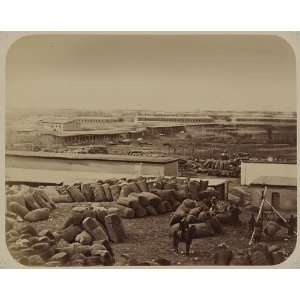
[189,207,202,216]
[32,190,53,209]
[24,208,50,222]
[230,252,251,265]
[173,190,188,202]
[67,186,86,202]
[114,204,135,218]
[104,213,127,243]
[186,214,199,224]
[264,221,281,237]
[81,183,95,202]
[129,192,149,207]
[156,202,167,214]
[136,180,149,192]
[162,200,173,212]
[182,199,196,209]
[102,183,113,202]
[110,184,121,201]
[9,202,29,218]
[192,223,214,238]
[134,204,147,218]
[145,205,158,216]
[188,181,200,201]
[75,230,93,245]
[24,193,41,210]
[119,185,132,197]
[207,217,223,234]
[93,184,107,202]
[199,180,209,191]
[82,217,109,241]
[52,194,73,203]
[198,211,210,222]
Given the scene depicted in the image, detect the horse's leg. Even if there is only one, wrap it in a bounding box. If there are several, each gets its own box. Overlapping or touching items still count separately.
[173,233,179,253]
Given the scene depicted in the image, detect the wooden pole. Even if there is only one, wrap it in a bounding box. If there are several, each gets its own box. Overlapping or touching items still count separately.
[249,186,267,246]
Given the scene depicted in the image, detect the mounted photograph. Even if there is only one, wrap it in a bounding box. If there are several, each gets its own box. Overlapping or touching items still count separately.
[3,33,298,267]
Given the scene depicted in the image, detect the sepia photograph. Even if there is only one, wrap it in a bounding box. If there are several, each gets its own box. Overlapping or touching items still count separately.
[3,33,298,267]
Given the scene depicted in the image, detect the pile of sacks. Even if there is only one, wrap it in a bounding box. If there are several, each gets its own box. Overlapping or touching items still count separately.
[5,204,125,266]
[6,186,57,222]
[169,199,224,238]
[6,177,221,220]
[213,242,289,266]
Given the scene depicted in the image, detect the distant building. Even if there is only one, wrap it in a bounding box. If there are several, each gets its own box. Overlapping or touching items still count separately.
[75,117,123,129]
[135,116,214,123]
[249,176,297,210]
[40,118,81,132]
[240,161,297,185]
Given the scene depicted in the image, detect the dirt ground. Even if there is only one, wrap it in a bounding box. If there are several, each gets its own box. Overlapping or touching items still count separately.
[23,203,297,267]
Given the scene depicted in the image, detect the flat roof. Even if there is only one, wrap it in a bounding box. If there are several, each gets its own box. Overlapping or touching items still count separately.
[250,176,297,187]
[41,128,146,137]
[6,167,226,186]
[6,150,178,164]
[241,161,296,165]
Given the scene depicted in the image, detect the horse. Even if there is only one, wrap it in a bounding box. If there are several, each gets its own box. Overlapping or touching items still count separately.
[173,223,196,256]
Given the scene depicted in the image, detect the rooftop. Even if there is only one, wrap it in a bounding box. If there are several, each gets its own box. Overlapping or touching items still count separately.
[6,150,179,164]
[250,176,297,187]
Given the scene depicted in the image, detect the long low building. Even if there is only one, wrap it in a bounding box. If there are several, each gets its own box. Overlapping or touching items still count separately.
[6,151,179,178]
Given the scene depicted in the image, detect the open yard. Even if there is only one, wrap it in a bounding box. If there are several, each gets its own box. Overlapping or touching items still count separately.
[13,203,297,267]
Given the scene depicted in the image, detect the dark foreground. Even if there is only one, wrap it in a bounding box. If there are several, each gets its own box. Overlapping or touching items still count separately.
[15,204,296,267]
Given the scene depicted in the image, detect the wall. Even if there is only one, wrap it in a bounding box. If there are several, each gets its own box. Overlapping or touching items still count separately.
[249,186,297,210]
[6,154,178,177]
[240,162,297,185]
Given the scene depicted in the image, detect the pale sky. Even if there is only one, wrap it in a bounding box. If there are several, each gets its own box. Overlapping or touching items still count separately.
[6,34,297,112]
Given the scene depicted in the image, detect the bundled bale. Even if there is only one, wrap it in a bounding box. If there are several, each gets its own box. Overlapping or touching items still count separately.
[264,221,281,238]
[191,223,214,238]
[61,225,83,243]
[92,206,108,225]
[67,186,86,202]
[198,211,211,222]
[93,184,107,202]
[188,181,200,201]
[129,192,150,207]
[82,217,108,241]
[119,185,132,197]
[189,207,202,216]
[81,183,95,202]
[134,204,147,218]
[6,194,27,208]
[207,217,223,234]
[32,190,53,210]
[145,205,158,216]
[9,202,29,218]
[102,183,113,202]
[110,184,121,202]
[104,213,127,243]
[75,230,93,245]
[199,180,209,192]
[249,243,272,265]
[182,199,196,209]
[24,193,40,210]
[136,180,149,192]
[173,190,188,202]
[128,182,141,193]
[186,214,199,224]
[230,250,251,265]
[24,208,50,222]
[138,192,161,208]
[156,202,167,214]
[162,200,173,212]
[52,194,73,203]
[114,204,135,218]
